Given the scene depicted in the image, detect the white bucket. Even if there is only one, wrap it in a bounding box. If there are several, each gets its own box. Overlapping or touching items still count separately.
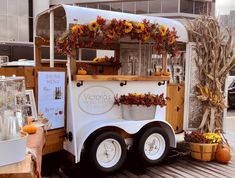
[121,105,156,120]
[0,132,28,166]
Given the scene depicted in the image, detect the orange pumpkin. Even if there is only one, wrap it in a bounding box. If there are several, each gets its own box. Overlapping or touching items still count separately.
[163,71,171,76]
[78,68,87,75]
[215,143,231,164]
[23,124,37,134]
[154,71,161,76]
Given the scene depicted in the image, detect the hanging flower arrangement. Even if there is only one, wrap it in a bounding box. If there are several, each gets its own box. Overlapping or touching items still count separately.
[57,16,178,57]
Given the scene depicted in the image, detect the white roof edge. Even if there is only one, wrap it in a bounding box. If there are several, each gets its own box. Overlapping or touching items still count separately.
[35,4,188,42]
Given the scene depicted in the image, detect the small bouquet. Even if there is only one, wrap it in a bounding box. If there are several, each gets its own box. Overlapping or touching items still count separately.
[114,93,169,107]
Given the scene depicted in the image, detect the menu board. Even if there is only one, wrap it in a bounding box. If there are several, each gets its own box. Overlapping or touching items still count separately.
[38,71,65,129]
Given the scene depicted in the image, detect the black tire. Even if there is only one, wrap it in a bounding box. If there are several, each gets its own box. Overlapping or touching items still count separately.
[136,127,170,165]
[88,132,127,173]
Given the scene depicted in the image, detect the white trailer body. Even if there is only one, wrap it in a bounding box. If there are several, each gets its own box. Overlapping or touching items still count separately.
[35,4,189,172]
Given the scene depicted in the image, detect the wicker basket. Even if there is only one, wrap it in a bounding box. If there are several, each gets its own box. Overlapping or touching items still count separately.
[189,143,218,161]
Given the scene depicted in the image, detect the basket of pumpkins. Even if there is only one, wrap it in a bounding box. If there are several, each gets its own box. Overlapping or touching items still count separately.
[184,131,231,163]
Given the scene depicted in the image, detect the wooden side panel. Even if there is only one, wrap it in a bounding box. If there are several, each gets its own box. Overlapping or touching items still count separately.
[42,128,65,155]
[166,83,184,133]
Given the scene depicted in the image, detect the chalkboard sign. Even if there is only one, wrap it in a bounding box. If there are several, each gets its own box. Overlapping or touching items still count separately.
[38,71,65,129]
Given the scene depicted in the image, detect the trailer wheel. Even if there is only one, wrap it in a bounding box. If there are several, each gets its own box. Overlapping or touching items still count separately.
[88,132,127,173]
[136,127,170,165]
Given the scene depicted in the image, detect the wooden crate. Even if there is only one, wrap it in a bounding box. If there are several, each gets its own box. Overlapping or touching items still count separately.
[166,83,184,133]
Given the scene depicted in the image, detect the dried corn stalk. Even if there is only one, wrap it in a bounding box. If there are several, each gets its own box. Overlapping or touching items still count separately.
[187,16,235,132]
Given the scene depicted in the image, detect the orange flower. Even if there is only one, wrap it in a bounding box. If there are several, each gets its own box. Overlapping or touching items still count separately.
[159,25,168,36]
[135,23,145,33]
[124,21,133,33]
[168,36,176,45]
[106,29,116,39]
[88,21,99,31]
[71,25,84,35]
[143,33,150,41]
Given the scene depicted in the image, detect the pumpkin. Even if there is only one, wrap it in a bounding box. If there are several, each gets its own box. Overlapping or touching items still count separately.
[163,71,171,76]
[154,71,161,76]
[215,143,231,164]
[78,68,87,75]
[23,124,37,134]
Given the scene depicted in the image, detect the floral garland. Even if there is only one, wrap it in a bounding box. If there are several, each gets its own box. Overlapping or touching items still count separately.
[57,16,178,57]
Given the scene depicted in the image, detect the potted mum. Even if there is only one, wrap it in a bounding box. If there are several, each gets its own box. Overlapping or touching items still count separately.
[184,131,222,161]
[114,93,168,121]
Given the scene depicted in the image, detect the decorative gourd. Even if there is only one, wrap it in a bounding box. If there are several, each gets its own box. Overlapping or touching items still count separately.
[78,68,87,75]
[154,71,161,76]
[215,143,231,164]
[23,124,37,134]
[163,71,171,76]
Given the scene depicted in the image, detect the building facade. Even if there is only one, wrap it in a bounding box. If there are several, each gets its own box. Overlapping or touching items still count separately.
[0,0,216,43]
[0,0,215,61]
[0,0,33,42]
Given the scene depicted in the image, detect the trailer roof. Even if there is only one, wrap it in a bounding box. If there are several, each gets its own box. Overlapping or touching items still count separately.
[35,4,188,42]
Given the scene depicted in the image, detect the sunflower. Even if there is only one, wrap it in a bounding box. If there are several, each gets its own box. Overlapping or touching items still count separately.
[124,21,133,33]
[143,33,151,41]
[93,57,100,63]
[106,29,116,39]
[71,25,84,35]
[168,36,176,45]
[159,25,168,37]
[88,21,99,31]
[135,23,145,33]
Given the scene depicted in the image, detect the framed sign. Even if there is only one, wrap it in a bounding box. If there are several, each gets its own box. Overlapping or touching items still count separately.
[25,90,37,119]
[37,70,66,130]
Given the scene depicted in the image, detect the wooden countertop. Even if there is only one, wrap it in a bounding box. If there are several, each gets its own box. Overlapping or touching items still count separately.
[73,75,170,81]
[0,154,36,178]
[0,127,45,178]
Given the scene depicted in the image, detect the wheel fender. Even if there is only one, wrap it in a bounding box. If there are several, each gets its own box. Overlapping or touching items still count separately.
[75,120,176,163]
[157,121,176,148]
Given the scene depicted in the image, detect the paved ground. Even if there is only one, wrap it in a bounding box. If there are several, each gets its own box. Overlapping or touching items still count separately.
[42,148,235,178]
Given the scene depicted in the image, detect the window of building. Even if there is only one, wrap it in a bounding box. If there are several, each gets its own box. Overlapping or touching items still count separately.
[0,16,7,41]
[19,17,29,41]
[0,0,32,42]
[0,0,7,15]
[111,2,122,12]
[19,0,28,17]
[99,3,110,10]
[149,0,161,13]
[194,1,207,14]
[8,0,18,16]
[87,3,98,9]
[162,0,178,13]
[123,1,135,14]
[7,16,18,41]
[78,3,87,7]
[136,1,148,14]
[180,0,193,13]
